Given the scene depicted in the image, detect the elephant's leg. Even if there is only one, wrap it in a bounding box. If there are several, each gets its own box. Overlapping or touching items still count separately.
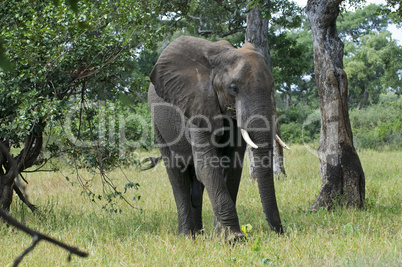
[197,165,241,235]
[154,126,198,235]
[213,129,246,229]
[223,129,247,205]
[165,163,196,235]
[189,165,204,233]
[191,133,241,235]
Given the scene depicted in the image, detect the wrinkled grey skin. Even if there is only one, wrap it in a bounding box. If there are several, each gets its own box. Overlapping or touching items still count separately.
[148,36,283,238]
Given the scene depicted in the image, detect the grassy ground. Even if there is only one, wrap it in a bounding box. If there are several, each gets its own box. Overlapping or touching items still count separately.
[1,145,401,266]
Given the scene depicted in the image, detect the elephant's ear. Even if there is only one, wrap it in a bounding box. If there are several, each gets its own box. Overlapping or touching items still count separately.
[150,36,232,132]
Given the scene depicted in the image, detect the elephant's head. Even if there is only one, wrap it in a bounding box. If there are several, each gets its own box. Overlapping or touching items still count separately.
[150,36,283,233]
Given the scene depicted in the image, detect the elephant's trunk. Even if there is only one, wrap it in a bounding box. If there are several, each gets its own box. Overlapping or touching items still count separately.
[236,100,283,233]
[250,136,283,233]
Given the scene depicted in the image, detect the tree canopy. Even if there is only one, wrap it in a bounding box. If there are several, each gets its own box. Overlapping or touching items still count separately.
[0,0,161,210]
[345,31,401,107]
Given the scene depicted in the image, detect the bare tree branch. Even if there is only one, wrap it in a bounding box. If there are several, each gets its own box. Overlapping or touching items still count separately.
[220,27,245,37]
[16,130,44,173]
[12,235,40,267]
[188,15,214,36]
[0,208,88,266]
[13,184,36,212]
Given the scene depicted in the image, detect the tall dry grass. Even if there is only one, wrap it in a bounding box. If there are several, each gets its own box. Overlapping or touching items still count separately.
[1,145,401,266]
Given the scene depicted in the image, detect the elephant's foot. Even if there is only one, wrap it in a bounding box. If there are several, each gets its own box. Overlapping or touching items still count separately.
[227,232,246,244]
[189,228,204,239]
[213,221,245,243]
[178,226,204,238]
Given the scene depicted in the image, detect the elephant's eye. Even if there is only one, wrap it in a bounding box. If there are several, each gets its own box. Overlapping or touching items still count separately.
[228,83,238,96]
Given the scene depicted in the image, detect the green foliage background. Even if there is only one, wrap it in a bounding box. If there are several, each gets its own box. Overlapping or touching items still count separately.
[350,94,401,150]
[278,93,401,150]
[0,0,400,211]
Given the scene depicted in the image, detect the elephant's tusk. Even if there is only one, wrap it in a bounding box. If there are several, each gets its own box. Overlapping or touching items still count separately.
[275,134,290,150]
[241,129,259,149]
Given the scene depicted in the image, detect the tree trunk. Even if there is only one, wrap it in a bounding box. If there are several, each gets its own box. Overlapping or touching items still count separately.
[0,131,42,212]
[0,181,14,211]
[0,141,17,211]
[245,1,286,179]
[245,3,271,69]
[306,0,365,210]
[285,93,291,108]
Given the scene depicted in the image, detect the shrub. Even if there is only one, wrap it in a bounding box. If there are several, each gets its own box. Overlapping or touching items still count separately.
[349,94,401,150]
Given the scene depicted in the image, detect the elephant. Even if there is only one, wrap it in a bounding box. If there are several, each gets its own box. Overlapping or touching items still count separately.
[144,36,285,239]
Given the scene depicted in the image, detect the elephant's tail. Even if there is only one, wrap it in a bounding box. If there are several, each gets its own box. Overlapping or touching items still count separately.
[139,156,163,171]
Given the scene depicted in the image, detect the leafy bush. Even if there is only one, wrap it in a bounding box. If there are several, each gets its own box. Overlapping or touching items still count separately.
[45,100,153,169]
[350,95,401,150]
